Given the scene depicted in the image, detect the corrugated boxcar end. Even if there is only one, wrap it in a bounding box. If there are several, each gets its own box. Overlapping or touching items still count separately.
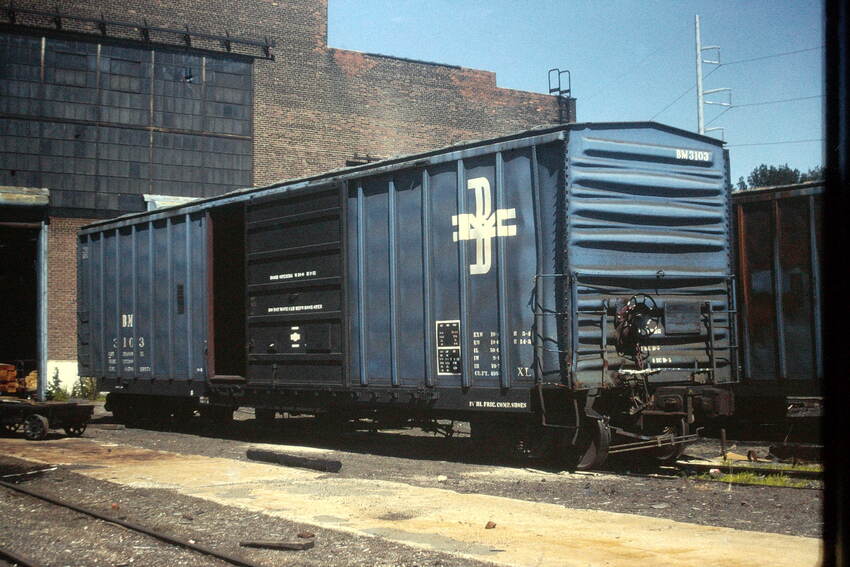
[563,124,735,383]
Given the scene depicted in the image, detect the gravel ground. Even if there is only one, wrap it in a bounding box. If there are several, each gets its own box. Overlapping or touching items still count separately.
[0,402,822,566]
[0,456,493,567]
[77,404,822,539]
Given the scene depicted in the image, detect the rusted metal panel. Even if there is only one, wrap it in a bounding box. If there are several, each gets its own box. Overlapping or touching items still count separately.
[0,186,49,207]
[732,181,824,389]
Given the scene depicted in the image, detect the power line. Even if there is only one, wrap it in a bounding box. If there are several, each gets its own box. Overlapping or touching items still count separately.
[726,138,823,147]
[584,47,667,102]
[584,19,695,103]
[650,45,822,121]
[722,46,824,66]
[650,66,719,120]
[705,94,823,126]
[705,106,732,127]
[732,94,823,108]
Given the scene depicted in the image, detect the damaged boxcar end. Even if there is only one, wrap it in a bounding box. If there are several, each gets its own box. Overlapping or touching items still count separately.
[76,122,737,469]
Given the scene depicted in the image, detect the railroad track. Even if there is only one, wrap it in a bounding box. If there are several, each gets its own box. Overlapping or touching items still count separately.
[0,479,266,567]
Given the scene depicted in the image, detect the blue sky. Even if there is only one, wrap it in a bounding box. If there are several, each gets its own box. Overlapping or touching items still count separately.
[328,1,824,184]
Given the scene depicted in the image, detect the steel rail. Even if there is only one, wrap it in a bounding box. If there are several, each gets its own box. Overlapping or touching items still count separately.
[0,545,41,567]
[0,480,264,567]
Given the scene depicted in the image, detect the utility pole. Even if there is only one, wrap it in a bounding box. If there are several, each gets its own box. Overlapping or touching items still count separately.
[695,15,731,138]
[695,15,705,134]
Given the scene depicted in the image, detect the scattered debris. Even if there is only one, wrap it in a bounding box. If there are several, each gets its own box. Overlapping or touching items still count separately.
[651,503,670,509]
[485,521,496,529]
[246,449,342,473]
[240,539,315,550]
[297,531,315,539]
[709,469,722,478]
[436,475,448,482]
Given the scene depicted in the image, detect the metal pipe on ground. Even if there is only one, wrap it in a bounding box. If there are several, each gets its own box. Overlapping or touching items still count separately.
[246,449,342,472]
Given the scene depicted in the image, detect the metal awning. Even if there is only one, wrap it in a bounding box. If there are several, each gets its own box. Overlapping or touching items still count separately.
[0,187,49,224]
[0,186,49,207]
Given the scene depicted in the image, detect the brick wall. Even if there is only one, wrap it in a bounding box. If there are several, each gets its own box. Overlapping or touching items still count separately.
[47,217,92,360]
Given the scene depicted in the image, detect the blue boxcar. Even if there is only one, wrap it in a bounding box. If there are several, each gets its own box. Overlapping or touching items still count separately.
[78,122,737,468]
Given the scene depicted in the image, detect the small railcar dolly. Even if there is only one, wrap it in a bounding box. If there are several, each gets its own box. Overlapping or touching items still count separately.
[0,397,95,440]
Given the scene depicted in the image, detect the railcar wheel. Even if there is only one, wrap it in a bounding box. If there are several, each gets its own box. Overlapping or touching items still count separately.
[651,421,689,463]
[556,419,611,470]
[575,419,612,470]
[24,414,49,441]
[64,422,87,437]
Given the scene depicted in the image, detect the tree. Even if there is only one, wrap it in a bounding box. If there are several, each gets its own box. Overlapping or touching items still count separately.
[746,163,801,188]
[737,163,825,190]
[800,165,824,182]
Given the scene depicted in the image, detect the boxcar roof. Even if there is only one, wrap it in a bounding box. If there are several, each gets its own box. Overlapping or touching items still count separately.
[731,180,824,203]
[80,121,725,233]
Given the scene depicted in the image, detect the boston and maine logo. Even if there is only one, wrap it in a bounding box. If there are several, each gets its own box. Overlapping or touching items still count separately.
[451,177,517,275]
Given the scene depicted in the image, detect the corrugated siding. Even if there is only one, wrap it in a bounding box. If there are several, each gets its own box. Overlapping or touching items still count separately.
[565,126,734,386]
[346,143,560,392]
[733,185,823,385]
[77,213,208,381]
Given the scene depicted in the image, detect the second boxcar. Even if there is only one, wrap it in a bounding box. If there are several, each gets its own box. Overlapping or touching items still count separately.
[732,181,823,437]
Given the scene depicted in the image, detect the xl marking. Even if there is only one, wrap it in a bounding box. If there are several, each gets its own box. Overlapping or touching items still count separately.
[452,177,517,275]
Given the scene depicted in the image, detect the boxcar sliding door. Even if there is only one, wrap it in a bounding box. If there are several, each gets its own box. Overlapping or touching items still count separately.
[244,185,346,388]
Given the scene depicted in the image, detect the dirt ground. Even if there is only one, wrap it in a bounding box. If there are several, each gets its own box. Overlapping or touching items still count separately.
[0,456,491,567]
[83,406,822,537]
[0,403,823,566]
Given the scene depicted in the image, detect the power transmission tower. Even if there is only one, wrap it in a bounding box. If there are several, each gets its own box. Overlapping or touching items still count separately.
[695,15,731,138]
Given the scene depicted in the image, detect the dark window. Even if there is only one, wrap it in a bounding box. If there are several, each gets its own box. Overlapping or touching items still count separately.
[108,58,143,93]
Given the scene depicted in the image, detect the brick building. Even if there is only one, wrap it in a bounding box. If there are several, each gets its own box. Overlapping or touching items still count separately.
[0,0,568,393]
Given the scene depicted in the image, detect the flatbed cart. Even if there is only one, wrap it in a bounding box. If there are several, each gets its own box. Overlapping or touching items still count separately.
[0,397,94,440]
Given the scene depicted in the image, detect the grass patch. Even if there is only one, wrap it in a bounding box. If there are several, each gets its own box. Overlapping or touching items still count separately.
[719,460,823,473]
[697,471,813,488]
